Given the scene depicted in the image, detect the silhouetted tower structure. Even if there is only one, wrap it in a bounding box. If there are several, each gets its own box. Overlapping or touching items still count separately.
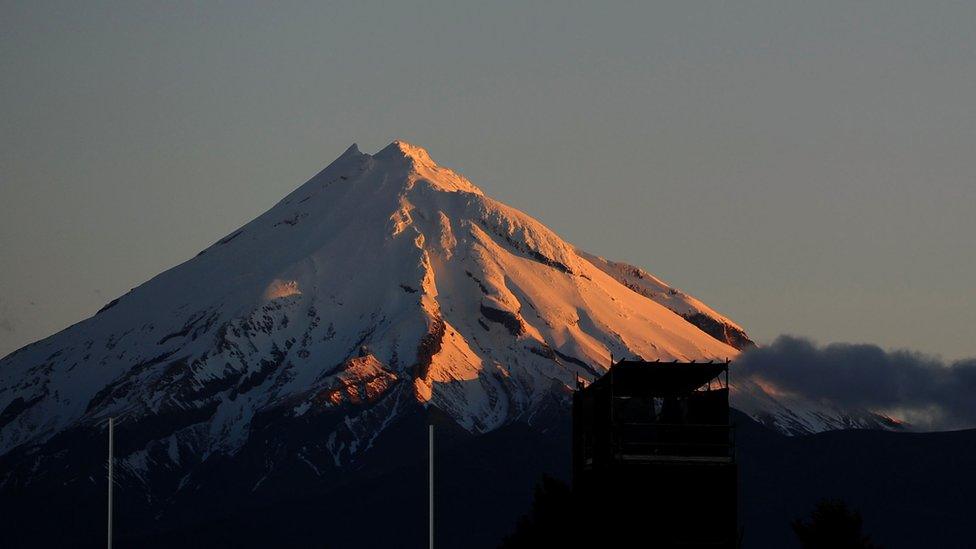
[573,359,738,547]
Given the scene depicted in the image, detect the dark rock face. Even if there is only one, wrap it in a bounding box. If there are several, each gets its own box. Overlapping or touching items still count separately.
[0,393,45,429]
[413,318,446,379]
[479,305,524,336]
[682,312,755,350]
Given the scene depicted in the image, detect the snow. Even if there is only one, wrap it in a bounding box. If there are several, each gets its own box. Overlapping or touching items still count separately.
[263,279,302,301]
[579,252,743,331]
[0,140,884,466]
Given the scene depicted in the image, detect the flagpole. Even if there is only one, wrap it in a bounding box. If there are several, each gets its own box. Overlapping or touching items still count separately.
[107,417,114,549]
[429,424,434,549]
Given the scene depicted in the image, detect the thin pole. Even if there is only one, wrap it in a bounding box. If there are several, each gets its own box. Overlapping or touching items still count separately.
[428,424,434,549]
[107,417,114,549]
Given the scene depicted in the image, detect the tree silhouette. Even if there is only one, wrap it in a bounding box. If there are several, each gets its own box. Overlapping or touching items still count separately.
[500,476,579,548]
[792,499,879,549]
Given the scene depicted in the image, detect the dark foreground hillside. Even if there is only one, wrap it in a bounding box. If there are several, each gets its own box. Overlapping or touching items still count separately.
[6,410,976,548]
[736,413,976,548]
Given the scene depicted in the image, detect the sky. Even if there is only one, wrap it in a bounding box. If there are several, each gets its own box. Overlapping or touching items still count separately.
[1,1,974,361]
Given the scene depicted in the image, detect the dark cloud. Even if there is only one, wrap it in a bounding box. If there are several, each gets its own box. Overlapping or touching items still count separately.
[738,336,976,431]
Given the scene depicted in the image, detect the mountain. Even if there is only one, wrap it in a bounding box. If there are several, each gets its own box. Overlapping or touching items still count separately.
[0,141,893,546]
[0,140,741,456]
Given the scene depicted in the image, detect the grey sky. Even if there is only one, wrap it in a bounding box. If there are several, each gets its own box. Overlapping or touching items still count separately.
[2,1,974,360]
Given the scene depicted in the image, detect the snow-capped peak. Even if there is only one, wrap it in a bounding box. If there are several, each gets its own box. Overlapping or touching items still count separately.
[0,141,853,475]
[337,142,362,159]
[374,139,434,165]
